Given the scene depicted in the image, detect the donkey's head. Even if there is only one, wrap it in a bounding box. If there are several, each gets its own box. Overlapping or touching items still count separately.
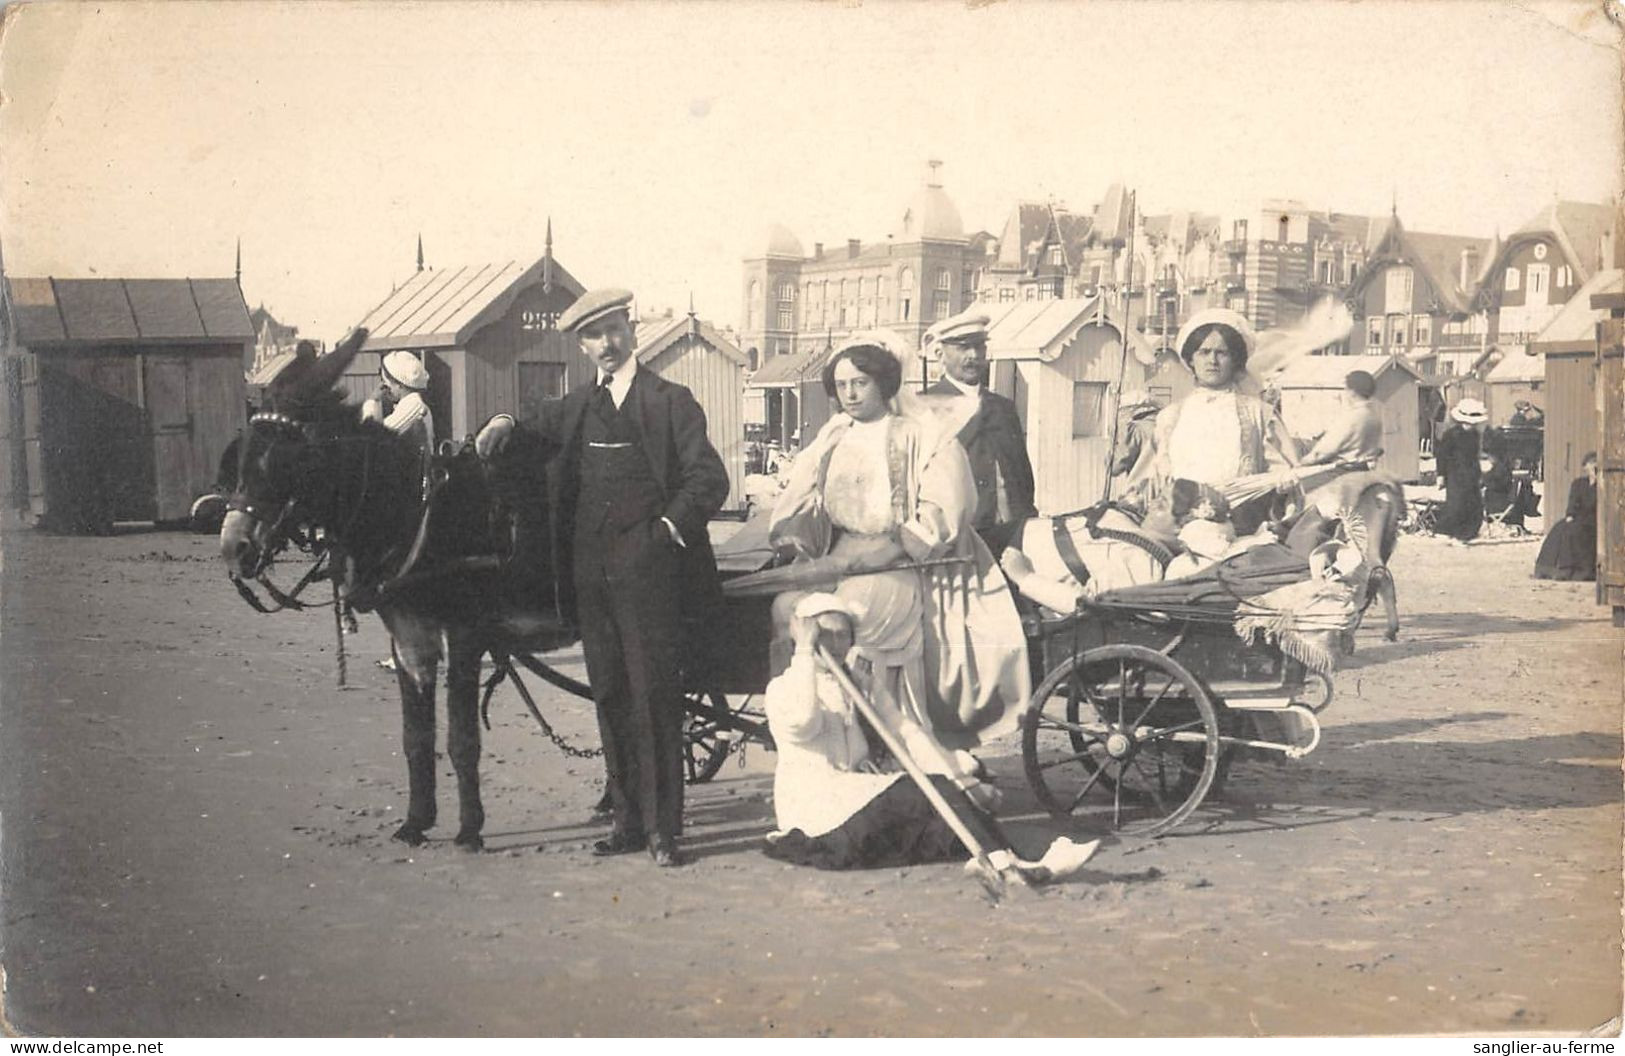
[219,411,323,578]
[220,328,368,579]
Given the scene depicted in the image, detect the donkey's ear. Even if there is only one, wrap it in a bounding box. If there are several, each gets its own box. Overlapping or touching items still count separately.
[300,327,369,395]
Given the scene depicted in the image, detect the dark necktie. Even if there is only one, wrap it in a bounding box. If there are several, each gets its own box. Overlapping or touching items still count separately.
[593,375,616,417]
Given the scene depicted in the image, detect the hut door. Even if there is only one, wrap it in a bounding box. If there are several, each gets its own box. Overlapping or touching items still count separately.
[144,355,197,521]
[1597,319,1624,623]
[76,356,149,526]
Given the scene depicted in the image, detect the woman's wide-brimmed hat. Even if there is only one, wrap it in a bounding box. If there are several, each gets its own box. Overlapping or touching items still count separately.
[1174,308,1256,370]
[1451,397,1489,424]
[381,350,430,391]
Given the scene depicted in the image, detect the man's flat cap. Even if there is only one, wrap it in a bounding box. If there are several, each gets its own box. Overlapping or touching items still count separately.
[558,288,634,334]
[923,310,991,348]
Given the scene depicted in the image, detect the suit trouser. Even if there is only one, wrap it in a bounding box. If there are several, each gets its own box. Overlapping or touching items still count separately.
[575,521,685,844]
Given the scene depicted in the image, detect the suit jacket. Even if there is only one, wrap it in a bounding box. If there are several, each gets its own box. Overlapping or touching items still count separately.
[927,379,1037,550]
[517,367,729,630]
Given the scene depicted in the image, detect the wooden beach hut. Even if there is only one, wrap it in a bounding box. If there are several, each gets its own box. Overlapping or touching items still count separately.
[350,249,588,444]
[633,309,751,514]
[1529,269,1621,519]
[744,346,834,451]
[1274,353,1423,482]
[0,276,252,531]
[984,296,1157,515]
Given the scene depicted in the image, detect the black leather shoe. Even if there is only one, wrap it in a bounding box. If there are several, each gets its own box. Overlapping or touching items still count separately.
[650,841,686,868]
[591,832,647,856]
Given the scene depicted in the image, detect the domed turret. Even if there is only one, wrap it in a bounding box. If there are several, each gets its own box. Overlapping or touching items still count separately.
[764,223,805,260]
[900,159,965,243]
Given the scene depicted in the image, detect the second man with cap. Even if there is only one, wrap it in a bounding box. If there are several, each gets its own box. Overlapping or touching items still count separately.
[923,309,1037,557]
[475,287,729,866]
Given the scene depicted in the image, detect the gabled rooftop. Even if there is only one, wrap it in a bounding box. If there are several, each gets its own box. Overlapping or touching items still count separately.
[355,255,585,352]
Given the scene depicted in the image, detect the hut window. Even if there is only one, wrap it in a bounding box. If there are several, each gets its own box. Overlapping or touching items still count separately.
[1413,315,1432,346]
[999,287,1016,302]
[935,268,952,291]
[518,362,567,416]
[1072,381,1108,438]
[1048,246,1063,267]
[1504,268,1519,292]
[932,292,952,321]
[1555,265,1572,288]
[1367,317,1384,347]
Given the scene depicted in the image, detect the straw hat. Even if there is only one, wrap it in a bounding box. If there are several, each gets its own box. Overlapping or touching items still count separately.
[381,351,429,391]
[1450,397,1489,424]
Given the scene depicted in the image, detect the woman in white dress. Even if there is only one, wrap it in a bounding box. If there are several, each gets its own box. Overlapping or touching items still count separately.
[767,335,1029,756]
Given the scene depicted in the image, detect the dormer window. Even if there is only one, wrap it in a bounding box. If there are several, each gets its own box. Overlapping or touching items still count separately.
[1504,268,1520,292]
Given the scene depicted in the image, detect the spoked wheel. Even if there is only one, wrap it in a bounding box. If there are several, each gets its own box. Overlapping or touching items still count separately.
[1022,643,1221,838]
[682,691,736,784]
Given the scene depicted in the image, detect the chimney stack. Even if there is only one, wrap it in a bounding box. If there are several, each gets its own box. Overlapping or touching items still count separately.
[814,242,823,260]
[847,239,861,259]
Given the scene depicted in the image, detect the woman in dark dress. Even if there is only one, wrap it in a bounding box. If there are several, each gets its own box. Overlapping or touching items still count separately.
[1534,452,1599,581]
[1433,399,1488,544]
[1480,452,1525,531]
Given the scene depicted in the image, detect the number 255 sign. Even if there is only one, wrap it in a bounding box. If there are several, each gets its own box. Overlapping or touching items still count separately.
[520,308,557,332]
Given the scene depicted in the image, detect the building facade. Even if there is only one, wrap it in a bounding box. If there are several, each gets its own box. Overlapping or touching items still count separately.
[1483,200,1618,349]
[1342,215,1496,376]
[247,305,301,376]
[739,162,987,366]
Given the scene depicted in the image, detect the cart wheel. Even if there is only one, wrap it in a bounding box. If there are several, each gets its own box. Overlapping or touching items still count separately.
[1022,643,1221,838]
[683,691,734,784]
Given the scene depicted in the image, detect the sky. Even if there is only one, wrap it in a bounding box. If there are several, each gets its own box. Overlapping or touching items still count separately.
[0,0,1619,341]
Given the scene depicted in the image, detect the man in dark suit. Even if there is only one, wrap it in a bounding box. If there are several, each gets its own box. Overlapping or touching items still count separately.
[475,288,728,867]
[924,310,1037,556]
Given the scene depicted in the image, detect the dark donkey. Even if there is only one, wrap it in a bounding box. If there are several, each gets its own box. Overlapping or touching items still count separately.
[219,331,573,851]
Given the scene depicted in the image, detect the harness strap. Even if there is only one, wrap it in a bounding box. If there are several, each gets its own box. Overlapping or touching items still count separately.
[1050,517,1093,590]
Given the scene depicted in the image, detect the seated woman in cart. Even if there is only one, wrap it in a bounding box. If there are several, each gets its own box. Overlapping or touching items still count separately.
[1138,308,1300,538]
[765,332,1030,760]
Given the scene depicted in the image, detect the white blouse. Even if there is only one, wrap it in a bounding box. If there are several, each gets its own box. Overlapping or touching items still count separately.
[822,417,896,535]
[1166,389,1243,485]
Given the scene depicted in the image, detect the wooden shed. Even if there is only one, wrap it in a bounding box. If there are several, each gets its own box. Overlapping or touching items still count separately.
[1529,269,1621,519]
[351,253,588,445]
[984,296,1157,515]
[1274,353,1423,482]
[632,310,750,514]
[0,276,252,531]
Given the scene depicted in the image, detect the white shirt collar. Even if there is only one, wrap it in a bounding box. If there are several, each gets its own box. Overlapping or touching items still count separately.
[596,359,638,408]
[942,372,981,398]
